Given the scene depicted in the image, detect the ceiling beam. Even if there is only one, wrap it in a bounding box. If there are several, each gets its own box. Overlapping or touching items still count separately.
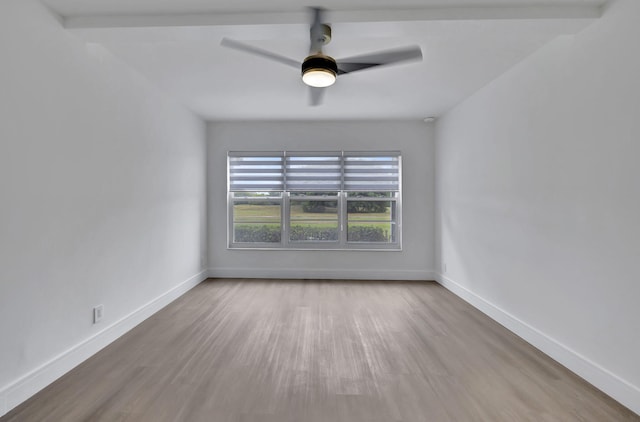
[64,5,602,29]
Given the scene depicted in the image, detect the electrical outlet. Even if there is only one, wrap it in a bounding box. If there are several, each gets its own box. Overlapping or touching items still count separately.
[93,305,104,324]
[443,262,447,273]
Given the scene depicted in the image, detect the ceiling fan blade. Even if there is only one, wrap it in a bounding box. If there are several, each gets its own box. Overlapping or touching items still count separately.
[309,7,326,54]
[336,46,423,74]
[309,87,325,106]
[221,38,301,69]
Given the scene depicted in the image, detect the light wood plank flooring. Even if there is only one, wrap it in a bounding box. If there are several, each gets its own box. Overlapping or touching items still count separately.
[2,279,638,421]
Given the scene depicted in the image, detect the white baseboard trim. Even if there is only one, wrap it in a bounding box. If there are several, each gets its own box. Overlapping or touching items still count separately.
[435,273,640,416]
[208,267,436,281]
[0,270,208,418]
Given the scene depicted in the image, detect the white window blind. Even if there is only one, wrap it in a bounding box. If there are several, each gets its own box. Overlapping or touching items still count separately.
[228,154,284,191]
[343,153,400,191]
[228,151,400,192]
[285,154,342,191]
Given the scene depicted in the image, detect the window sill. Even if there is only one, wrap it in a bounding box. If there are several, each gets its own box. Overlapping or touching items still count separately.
[227,246,402,252]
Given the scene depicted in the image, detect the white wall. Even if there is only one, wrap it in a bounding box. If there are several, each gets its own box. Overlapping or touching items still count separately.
[208,121,435,280]
[435,0,640,414]
[0,0,207,415]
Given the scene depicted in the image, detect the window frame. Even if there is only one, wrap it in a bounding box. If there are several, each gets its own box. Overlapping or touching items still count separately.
[229,192,284,247]
[227,151,402,251]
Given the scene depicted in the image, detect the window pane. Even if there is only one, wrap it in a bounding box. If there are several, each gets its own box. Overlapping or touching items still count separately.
[290,199,338,218]
[347,222,395,242]
[290,191,338,198]
[347,200,392,218]
[233,201,281,222]
[347,200,396,243]
[233,201,281,243]
[290,222,339,241]
[233,192,282,198]
[347,192,394,198]
[290,199,338,242]
[233,224,281,243]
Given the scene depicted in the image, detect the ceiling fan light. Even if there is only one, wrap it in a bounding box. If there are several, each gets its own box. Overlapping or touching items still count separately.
[302,68,336,87]
[301,55,338,88]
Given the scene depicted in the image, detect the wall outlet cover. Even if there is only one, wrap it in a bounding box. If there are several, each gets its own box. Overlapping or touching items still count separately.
[93,305,104,324]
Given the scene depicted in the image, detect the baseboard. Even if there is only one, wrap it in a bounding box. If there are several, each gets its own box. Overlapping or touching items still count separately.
[435,273,640,416]
[9,271,633,417]
[208,267,435,281]
[0,270,208,418]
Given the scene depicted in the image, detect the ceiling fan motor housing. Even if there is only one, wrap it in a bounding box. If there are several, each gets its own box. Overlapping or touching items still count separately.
[302,54,338,77]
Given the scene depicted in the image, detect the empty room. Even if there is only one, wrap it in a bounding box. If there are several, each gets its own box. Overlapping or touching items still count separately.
[1,0,639,420]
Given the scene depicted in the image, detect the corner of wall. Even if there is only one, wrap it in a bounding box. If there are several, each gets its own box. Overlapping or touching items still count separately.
[0,271,207,418]
[433,273,640,416]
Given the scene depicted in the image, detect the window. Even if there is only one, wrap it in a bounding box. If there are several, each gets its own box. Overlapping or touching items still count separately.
[228,151,401,250]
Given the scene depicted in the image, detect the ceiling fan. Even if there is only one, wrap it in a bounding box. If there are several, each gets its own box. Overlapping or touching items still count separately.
[220,7,423,106]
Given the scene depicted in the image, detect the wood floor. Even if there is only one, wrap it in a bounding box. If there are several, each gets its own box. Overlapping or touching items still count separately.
[3,279,637,422]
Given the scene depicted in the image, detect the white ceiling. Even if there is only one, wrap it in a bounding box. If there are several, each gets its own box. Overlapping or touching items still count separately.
[42,0,606,121]
[43,0,605,16]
